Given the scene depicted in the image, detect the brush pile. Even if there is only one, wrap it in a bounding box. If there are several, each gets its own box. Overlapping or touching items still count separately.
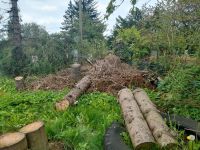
[88,54,152,95]
[29,69,76,90]
[29,54,153,95]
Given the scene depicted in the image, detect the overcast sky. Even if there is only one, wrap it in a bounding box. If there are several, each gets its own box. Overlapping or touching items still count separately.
[1,0,157,35]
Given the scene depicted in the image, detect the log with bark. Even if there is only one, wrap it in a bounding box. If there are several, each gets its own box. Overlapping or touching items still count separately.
[118,88,156,149]
[19,121,49,150]
[0,132,28,150]
[133,88,177,148]
[55,75,91,111]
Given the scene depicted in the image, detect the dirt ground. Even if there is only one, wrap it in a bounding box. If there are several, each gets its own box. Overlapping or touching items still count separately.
[49,142,65,150]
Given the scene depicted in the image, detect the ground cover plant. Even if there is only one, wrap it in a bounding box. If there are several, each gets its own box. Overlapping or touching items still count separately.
[0,75,200,150]
[0,77,122,149]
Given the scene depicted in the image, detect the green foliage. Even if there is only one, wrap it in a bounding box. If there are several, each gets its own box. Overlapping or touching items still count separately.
[113,27,150,63]
[1,76,200,149]
[105,0,137,19]
[120,132,133,149]
[0,77,122,149]
[0,23,72,76]
[146,64,200,121]
[61,0,107,60]
[109,0,200,65]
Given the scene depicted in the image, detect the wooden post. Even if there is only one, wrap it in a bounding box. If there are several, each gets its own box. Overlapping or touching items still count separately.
[19,121,49,150]
[0,132,28,150]
[118,88,156,149]
[133,88,177,148]
[71,63,81,81]
[15,76,25,91]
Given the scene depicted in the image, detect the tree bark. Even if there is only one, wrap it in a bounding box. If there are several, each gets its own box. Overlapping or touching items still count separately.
[55,75,91,111]
[133,88,177,148]
[118,88,156,150]
[19,121,49,150]
[15,76,25,91]
[0,132,28,150]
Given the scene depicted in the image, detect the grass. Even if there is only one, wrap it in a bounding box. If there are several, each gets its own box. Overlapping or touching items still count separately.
[0,77,122,149]
[0,75,200,150]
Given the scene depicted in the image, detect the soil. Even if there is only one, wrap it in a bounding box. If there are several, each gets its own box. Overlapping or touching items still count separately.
[49,142,65,150]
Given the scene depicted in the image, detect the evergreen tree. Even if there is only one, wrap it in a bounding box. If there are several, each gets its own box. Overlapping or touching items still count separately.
[73,0,100,21]
[61,0,106,59]
[61,0,75,32]
[62,0,105,40]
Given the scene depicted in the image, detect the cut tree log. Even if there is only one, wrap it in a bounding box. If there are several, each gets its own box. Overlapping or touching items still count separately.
[0,132,28,150]
[133,88,177,148]
[118,88,156,150]
[55,75,91,111]
[19,121,49,150]
[15,76,25,91]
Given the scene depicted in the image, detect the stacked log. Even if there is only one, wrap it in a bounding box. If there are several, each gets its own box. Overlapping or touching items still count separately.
[19,121,49,150]
[133,88,177,148]
[0,132,28,150]
[55,75,91,111]
[118,88,156,149]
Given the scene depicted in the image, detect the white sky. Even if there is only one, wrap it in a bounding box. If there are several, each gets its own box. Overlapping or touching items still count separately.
[0,0,157,35]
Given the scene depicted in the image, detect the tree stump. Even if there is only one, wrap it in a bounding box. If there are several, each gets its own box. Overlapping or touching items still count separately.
[118,88,156,149]
[15,76,25,91]
[133,88,177,148]
[19,121,49,150]
[0,132,28,150]
[71,63,81,82]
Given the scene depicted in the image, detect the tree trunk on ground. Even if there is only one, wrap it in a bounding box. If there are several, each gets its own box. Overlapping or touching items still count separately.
[19,121,49,150]
[133,88,177,148]
[0,132,28,150]
[55,75,91,111]
[118,88,156,150]
[15,76,25,91]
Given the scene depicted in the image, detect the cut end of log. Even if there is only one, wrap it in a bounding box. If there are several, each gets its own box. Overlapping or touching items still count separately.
[71,63,81,68]
[55,100,70,111]
[19,121,44,134]
[0,132,26,148]
[15,76,24,81]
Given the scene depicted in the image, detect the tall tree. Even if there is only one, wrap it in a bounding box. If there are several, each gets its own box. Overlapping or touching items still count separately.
[64,0,105,39]
[61,0,75,32]
[8,0,26,75]
[62,0,106,59]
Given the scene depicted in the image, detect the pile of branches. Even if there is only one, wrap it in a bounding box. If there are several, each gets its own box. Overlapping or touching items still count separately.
[29,69,76,90]
[88,54,153,95]
[29,54,154,95]
[29,64,92,90]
